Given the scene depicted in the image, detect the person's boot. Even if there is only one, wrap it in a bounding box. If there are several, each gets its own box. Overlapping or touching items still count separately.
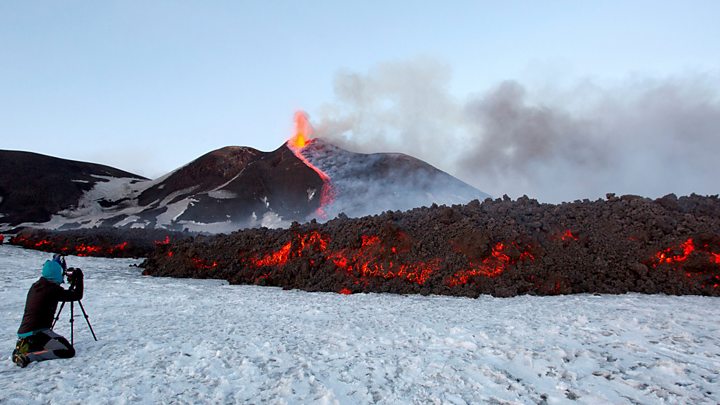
[13,338,31,368]
[12,351,29,368]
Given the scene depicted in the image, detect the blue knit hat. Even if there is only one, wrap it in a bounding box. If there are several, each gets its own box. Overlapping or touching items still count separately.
[41,260,64,284]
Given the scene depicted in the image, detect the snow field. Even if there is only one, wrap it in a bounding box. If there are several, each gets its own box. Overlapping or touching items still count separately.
[1,244,719,404]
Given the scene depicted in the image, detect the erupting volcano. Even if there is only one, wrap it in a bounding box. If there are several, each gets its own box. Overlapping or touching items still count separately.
[1,113,487,233]
[286,111,336,218]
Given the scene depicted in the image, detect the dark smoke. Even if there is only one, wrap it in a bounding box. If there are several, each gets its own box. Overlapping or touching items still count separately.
[315,60,720,202]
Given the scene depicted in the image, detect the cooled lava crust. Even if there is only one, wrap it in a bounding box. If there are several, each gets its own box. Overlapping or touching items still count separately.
[137,193,720,297]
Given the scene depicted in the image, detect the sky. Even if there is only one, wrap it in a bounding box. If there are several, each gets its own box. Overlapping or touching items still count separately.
[1,1,719,202]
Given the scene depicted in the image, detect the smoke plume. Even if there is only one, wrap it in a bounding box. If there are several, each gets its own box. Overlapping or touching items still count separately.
[315,60,720,202]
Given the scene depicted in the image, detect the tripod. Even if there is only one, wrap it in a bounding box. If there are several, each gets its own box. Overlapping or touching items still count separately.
[52,281,98,345]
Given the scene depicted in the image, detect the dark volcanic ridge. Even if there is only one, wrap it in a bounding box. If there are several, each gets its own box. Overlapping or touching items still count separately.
[0,140,487,232]
[134,193,720,297]
[0,150,147,225]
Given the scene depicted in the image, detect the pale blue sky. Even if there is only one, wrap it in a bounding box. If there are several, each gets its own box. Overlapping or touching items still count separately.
[2,1,719,181]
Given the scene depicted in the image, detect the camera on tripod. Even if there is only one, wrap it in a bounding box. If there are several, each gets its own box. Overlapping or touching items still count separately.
[51,253,96,344]
[64,267,82,286]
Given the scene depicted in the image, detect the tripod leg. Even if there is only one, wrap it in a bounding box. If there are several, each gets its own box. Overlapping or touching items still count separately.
[70,302,75,346]
[53,301,66,329]
[77,300,98,342]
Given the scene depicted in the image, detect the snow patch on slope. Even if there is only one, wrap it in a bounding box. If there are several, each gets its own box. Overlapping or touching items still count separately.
[207,190,237,200]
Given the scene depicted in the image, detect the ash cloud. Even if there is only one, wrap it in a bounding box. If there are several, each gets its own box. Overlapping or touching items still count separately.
[315,60,720,202]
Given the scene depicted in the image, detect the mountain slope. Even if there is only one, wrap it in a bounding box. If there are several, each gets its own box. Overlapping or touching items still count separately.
[0,150,147,226]
[296,138,489,218]
[0,139,490,232]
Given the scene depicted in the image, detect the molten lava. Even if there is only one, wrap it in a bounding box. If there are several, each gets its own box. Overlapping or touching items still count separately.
[653,238,696,267]
[285,111,336,217]
[155,236,170,246]
[191,257,218,270]
[650,238,720,271]
[10,235,136,258]
[249,231,330,268]
[446,242,535,287]
[329,234,440,286]
[561,230,579,241]
[290,111,311,148]
[245,231,440,286]
[251,242,292,267]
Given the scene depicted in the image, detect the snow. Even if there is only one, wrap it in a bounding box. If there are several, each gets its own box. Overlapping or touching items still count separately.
[1,244,719,404]
[155,197,196,227]
[207,190,237,200]
[246,211,288,229]
[175,219,236,234]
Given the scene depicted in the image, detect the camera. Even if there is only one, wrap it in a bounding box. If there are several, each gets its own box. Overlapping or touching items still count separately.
[64,267,82,285]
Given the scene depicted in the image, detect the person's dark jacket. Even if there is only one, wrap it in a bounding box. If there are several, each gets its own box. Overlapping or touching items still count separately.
[17,276,83,335]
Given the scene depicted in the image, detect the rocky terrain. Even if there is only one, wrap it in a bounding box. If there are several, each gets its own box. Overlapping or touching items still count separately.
[136,193,720,297]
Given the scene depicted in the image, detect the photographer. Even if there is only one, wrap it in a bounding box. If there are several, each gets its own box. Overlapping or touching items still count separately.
[12,254,83,368]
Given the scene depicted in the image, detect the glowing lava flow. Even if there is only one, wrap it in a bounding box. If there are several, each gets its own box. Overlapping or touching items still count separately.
[246,231,440,286]
[287,111,335,217]
[652,238,696,267]
[191,257,218,270]
[560,230,579,241]
[249,231,329,268]
[328,234,441,286]
[10,235,133,257]
[446,242,535,287]
[648,238,720,289]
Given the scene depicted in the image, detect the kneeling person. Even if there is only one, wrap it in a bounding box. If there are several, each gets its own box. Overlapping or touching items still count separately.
[13,255,83,368]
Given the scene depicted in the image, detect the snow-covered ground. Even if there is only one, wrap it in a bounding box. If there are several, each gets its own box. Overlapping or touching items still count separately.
[1,244,719,404]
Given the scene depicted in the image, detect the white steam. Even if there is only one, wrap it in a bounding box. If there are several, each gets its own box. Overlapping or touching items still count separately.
[315,60,720,202]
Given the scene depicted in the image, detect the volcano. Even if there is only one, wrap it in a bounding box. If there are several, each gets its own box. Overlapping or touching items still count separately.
[0,123,488,232]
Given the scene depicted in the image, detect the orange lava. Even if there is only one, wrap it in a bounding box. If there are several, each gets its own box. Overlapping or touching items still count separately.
[251,242,292,267]
[290,111,311,149]
[653,238,695,266]
[446,242,535,287]
[10,235,134,258]
[76,243,103,256]
[329,234,440,285]
[249,231,330,268]
[155,236,170,246]
[191,257,218,270]
[247,231,439,285]
[561,230,579,241]
[286,111,336,217]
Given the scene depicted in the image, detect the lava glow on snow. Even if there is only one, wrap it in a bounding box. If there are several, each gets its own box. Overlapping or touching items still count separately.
[286,111,336,217]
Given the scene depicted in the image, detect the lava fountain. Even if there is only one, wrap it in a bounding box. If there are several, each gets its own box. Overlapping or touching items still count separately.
[287,111,336,217]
